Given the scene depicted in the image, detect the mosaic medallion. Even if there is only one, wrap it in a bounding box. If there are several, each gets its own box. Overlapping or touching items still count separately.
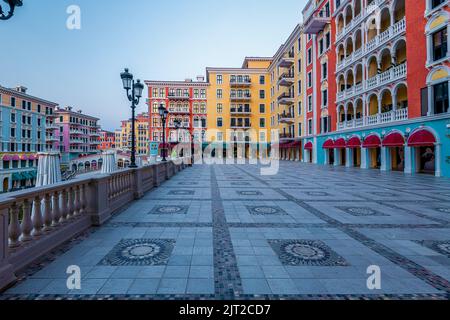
[336,207,388,217]
[237,190,263,196]
[246,206,287,216]
[415,240,450,258]
[98,239,175,266]
[168,190,195,196]
[435,208,450,214]
[268,240,349,267]
[178,182,199,186]
[149,205,188,215]
[231,182,251,186]
[305,191,330,197]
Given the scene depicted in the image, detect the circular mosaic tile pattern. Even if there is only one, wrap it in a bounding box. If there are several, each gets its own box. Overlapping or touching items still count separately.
[252,207,279,214]
[155,206,185,214]
[246,206,287,215]
[268,240,348,267]
[306,191,329,197]
[99,239,175,266]
[347,207,376,216]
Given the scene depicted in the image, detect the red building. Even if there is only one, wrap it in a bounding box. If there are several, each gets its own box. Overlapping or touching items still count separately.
[145,78,208,148]
[98,130,116,150]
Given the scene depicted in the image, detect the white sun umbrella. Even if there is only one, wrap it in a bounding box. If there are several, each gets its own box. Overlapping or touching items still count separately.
[35,152,62,187]
[101,150,117,174]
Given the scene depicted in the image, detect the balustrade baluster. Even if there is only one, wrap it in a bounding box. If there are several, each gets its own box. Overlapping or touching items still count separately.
[67,188,75,219]
[73,186,80,216]
[31,195,43,237]
[20,199,33,242]
[43,193,53,232]
[79,184,86,214]
[8,203,21,248]
[60,189,69,223]
[52,191,61,227]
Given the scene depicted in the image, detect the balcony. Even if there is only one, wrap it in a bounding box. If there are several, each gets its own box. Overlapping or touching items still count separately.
[231,120,251,129]
[168,93,190,100]
[278,73,295,87]
[277,52,295,68]
[230,79,251,87]
[230,107,251,115]
[46,136,58,142]
[337,108,408,131]
[366,63,407,91]
[277,93,295,105]
[45,124,58,130]
[304,7,331,34]
[230,94,251,102]
[70,129,83,135]
[168,108,190,114]
[279,133,295,141]
[279,113,295,124]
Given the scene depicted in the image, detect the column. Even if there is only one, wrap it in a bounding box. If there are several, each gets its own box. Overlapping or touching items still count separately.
[404,146,414,174]
[360,147,368,169]
[334,149,340,166]
[435,144,442,177]
[380,146,389,171]
[346,149,352,167]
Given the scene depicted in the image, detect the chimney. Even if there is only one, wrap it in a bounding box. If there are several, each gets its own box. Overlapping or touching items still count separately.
[196,76,205,82]
[16,86,28,94]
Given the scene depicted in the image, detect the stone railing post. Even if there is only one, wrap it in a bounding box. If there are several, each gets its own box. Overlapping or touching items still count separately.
[0,205,16,290]
[153,163,162,187]
[134,168,144,199]
[88,175,112,226]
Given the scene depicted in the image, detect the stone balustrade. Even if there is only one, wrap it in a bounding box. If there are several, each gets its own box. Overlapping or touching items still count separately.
[0,159,189,291]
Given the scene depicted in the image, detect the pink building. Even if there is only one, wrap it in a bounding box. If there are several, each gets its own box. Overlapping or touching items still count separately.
[54,106,101,164]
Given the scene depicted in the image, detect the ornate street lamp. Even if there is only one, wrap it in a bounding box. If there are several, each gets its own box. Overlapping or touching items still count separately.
[158,104,169,162]
[0,0,23,21]
[120,68,144,168]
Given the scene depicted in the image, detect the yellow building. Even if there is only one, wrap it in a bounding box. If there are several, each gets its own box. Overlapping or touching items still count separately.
[205,58,272,157]
[269,24,305,161]
[116,112,150,155]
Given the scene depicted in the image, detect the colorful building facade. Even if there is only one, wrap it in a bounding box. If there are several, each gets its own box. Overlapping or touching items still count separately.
[115,113,150,155]
[55,106,101,164]
[301,0,449,177]
[145,79,208,150]
[98,130,116,151]
[0,85,58,192]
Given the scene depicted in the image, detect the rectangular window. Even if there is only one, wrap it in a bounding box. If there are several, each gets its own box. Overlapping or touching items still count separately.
[432,28,447,61]
[217,117,223,127]
[432,0,445,9]
[298,123,302,136]
[322,89,328,107]
[308,119,312,135]
[308,96,312,112]
[307,48,312,65]
[259,104,265,113]
[217,89,223,99]
[217,103,223,113]
[433,81,449,114]
[217,75,223,84]
[298,80,302,94]
[11,97,16,107]
[298,101,302,115]
[260,118,266,128]
[319,38,324,54]
[307,72,312,87]
[259,75,265,85]
[298,59,302,73]
[322,62,328,80]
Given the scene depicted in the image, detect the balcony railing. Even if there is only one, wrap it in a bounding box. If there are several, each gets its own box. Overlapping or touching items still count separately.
[337,108,409,131]
[277,93,295,105]
[168,93,190,100]
[168,108,190,114]
[0,161,188,291]
[230,79,251,87]
[278,73,295,87]
[336,63,407,103]
[279,113,295,124]
[336,17,405,73]
[230,94,251,101]
[230,107,251,115]
[279,133,295,140]
[304,6,331,34]
[277,52,295,68]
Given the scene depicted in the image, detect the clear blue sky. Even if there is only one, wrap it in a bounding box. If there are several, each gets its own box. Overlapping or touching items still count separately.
[0,0,306,131]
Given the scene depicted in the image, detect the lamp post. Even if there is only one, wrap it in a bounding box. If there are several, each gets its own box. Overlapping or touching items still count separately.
[120,68,144,168]
[0,0,23,20]
[174,119,181,159]
[158,104,169,162]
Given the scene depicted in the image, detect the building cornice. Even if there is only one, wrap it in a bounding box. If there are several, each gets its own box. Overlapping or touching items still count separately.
[0,86,58,107]
[144,80,209,87]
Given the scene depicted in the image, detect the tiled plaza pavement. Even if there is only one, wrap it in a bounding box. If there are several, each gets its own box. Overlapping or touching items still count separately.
[2,162,450,300]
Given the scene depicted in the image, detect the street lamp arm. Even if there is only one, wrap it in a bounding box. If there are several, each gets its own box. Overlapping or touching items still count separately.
[0,0,23,21]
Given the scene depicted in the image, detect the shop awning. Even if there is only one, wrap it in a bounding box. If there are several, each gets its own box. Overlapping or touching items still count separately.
[347,136,361,148]
[11,155,20,161]
[12,173,23,181]
[362,134,382,148]
[2,155,12,161]
[304,142,313,150]
[382,132,405,147]
[334,138,347,149]
[407,129,436,147]
[323,139,335,149]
